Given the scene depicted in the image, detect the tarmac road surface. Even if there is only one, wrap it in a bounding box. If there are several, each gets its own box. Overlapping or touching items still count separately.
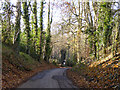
[18,68,77,88]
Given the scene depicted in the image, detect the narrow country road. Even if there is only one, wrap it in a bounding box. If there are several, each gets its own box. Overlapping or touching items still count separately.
[18,68,77,88]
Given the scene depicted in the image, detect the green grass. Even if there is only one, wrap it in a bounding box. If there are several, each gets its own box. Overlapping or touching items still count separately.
[2,44,39,71]
[20,52,35,65]
[71,62,87,73]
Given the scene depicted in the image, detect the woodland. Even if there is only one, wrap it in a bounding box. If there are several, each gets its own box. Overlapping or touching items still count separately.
[1,0,120,89]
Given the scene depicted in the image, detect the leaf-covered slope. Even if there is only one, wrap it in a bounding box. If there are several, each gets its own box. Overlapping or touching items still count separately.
[67,53,120,88]
[2,44,58,89]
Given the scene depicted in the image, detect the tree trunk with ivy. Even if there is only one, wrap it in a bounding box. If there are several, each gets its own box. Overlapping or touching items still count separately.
[101,2,112,55]
[23,2,31,54]
[13,1,21,54]
[44,0,53,62]
[39,0,44,61]
[32,0,39,57]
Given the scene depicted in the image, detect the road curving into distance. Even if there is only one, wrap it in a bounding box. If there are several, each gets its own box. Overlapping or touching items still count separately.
[18,68,77,89]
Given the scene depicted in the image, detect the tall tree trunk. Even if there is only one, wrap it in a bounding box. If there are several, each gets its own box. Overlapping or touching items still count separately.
[33,0,38,54]
[102,2,112,55]
[39,0,44,61]
[86,2,94,55]
[44,0,53,62]
[92,2,98,60]
[23,2,31,54]
[115,11,120,55]
[77,0,82,63]
[13,1,21,53]
[4,1,11,43]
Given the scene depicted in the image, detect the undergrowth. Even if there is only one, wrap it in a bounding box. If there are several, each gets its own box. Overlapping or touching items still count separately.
[2,44,39,72]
